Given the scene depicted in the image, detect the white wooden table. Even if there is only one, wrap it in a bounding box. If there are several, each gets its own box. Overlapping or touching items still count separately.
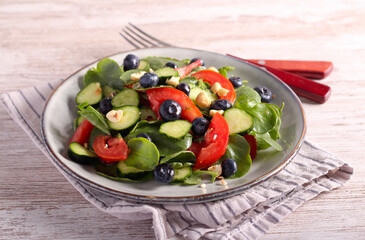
[1,1,364,239]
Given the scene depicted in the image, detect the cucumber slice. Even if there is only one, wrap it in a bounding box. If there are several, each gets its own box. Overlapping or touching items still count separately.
[140,106,157,121]
[224,108,253,135]
[111,88,139,107]
[68,142,98,164]
[107,106,140,131]
[117,161,145,175]
[138,59,150,71]
[76,82,102,105]
[189,87,217,104]
[102,85,118,98]
[159,120,192,139]
[155,67,179,78]
[172,167,193,182]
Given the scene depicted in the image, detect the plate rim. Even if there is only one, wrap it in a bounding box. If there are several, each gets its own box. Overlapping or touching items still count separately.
[41,47,306,204]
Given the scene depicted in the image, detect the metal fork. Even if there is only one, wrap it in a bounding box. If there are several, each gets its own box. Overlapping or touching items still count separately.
[120,22,174,49]
[119,23,332,103]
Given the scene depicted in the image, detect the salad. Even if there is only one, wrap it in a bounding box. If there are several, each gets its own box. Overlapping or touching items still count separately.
[67,54,283,186]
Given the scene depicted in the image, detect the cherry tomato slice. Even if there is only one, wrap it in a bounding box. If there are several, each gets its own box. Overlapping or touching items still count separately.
[93,135,128,162]
[191,70,236,103]
[176,59,202,78]
[69,119,94,145]
[193,113,229,170]
[146,87,203,123]
[244,134,257,160]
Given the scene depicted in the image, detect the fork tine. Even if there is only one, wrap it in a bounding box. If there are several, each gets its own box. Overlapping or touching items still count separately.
[128,22,174,47]
[125,26,159,47]
[122,29,149,48]
[119,32,141,49]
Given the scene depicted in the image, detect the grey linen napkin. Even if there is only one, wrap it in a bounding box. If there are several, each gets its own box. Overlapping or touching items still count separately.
[1,80,353,240]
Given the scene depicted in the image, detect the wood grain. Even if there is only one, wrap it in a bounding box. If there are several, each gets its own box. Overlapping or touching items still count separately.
[1,0,365,239]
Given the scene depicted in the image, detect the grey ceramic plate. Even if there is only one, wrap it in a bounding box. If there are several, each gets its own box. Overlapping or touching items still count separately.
[41,47,306,204]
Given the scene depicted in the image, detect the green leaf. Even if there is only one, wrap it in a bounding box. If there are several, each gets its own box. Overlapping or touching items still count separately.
[160,151,196,165]
[83,58,123,88]
[95,163,153,182]
[218,66,235,78]
[78,105,111,135]
[143,56,188,70]
[121,137,160,171]
[126,120,192,156]
[120,69,146,85]
[221,134,252,179]
[234,86,261,108]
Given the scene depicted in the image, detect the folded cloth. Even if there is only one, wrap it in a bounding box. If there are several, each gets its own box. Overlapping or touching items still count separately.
[1,80,353,240]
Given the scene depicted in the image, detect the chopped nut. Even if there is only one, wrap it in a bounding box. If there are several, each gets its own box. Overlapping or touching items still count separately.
[196,92,211,108]
[208,66,219,72]
[200,183,206,188]
[208,164,222,176]
[220,179,228,186]
[130,71,146,81]
[211,82,222,94]
[149,68,154,73]
[217,87,229,97]
[209,109,224,117]
[217,176,224,180]
[83,143,88,148]
[106,110,123,122]
[166,76,180,87]
[202,188,207,194]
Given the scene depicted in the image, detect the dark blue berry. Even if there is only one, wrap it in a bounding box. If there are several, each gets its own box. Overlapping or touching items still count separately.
[159,100,182,121]
[139,72,159,88]
[123,54,140,71]
[190,58,204,66]
[228,76,243,88]
[164,62,177,69]
[99,98,113,115]
[153,163,175,184]
[191,117,209,136]
[136,133,152,142]
[176,82,190,96]
[210,99,232,110]
[221,158,237,178]
[254,86,273,103]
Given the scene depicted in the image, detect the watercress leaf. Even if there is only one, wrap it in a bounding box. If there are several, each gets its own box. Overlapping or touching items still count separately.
[123,138,159,171]
[126,120,193,156]
[218,66,235,78]
[83,58,123,87]
[221,134,252,179]
[244,103,278,134]
[253,132,283,151]
[95,163,153,182]
[160,151,196,165]
[143,56,188,70]
[78,105,111,135]
[234,86,261,108]
[120,69,146,85]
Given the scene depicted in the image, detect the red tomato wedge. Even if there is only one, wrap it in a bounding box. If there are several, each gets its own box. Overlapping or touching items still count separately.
[176,59,202,78]
[191,70,236,103]
[146,87,203,122]
[193,113,229,170]
[187,141,206,157]
[69,119,94,145]
[93,135,128,162]
[244,134,257,160]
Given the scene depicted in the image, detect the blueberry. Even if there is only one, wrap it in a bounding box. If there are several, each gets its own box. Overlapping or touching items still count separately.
[159,100,182,121]
[123,54,140,71]
[164,62,177,69]
[99,98,113,115]
[139,72,159,88]
[153,163,175,184]
[210,99,232,110]
[191,117,209,136]
[176,82,190,96]
[228,76,243,88]
[254,86,273,103]
[136,133,152,142]
[190,58,205,66]
[221,158,237,178]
